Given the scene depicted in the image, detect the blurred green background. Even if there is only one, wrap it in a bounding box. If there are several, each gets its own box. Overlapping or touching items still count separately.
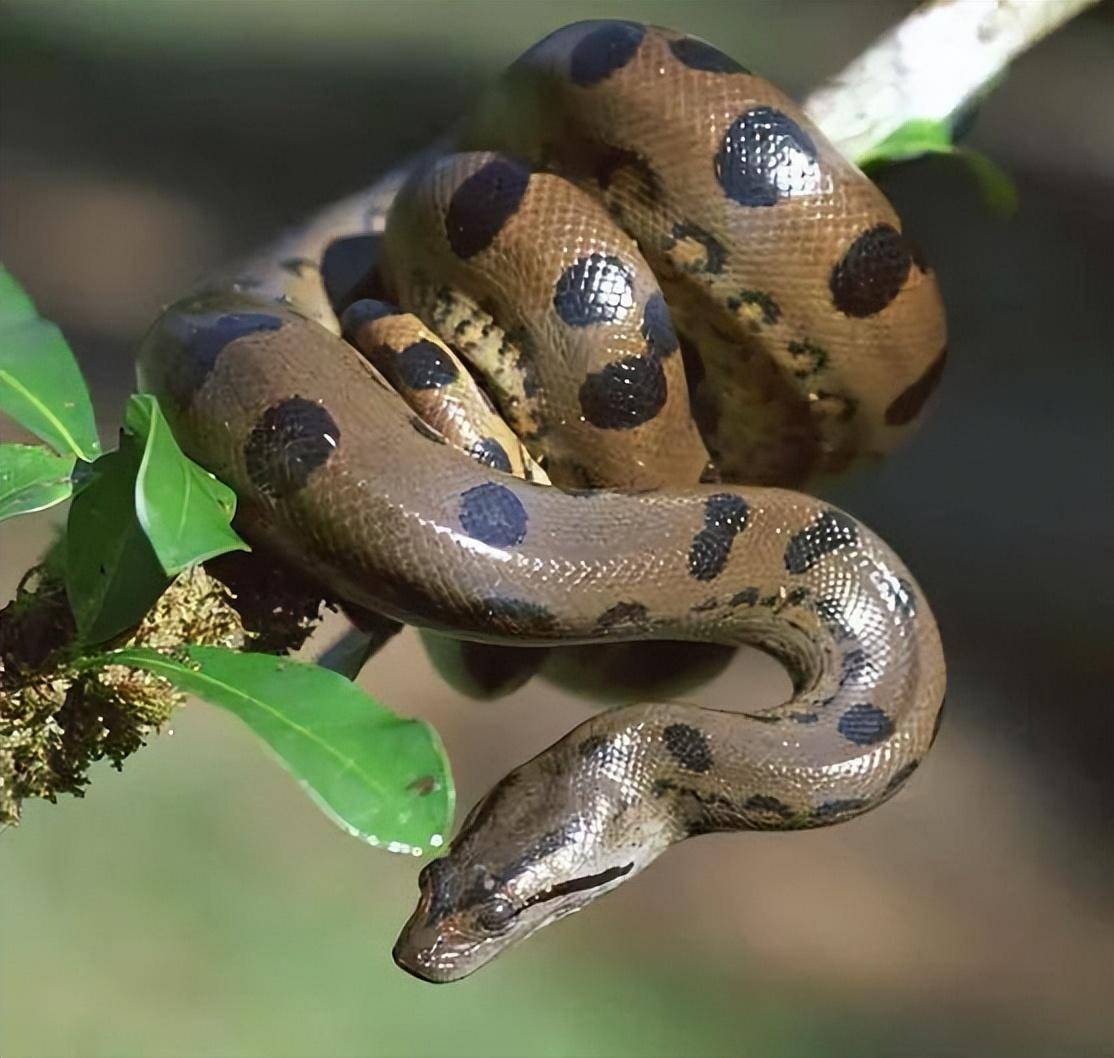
[1,2,1111,1056]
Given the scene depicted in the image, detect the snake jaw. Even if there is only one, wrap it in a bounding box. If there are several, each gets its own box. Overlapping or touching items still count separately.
[391,911,485,984]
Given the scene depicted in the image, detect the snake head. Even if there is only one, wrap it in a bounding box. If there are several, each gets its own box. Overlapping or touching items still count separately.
[393,733,653,983]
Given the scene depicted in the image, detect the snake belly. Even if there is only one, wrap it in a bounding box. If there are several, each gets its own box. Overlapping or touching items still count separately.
[136,20,948,983]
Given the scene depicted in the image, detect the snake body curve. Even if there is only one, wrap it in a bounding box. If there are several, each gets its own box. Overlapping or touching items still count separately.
[136,21,947,982]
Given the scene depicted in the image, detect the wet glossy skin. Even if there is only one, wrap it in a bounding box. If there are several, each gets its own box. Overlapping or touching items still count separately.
[137,21,947,983]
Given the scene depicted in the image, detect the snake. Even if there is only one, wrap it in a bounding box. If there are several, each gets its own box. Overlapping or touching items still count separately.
[136,21,948,983]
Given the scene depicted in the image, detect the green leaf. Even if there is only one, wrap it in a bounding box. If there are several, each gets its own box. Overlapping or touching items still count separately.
[0,443,75,520]
[124,393,249,575]
[858,119,1018,218]
[85,645,454,853]
[0,265,101,461]
[857,118,956,168]
[65,437,171,644]
[955,147,1020,217]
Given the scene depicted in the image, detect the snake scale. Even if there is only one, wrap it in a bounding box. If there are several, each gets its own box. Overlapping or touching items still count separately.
[137,21,947,982]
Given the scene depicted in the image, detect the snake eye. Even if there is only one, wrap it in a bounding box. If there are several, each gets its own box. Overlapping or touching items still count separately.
[476,897,518,933]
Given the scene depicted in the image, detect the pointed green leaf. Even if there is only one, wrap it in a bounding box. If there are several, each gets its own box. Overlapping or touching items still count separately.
[0,266,37,328]
[84,645,454,853]
[858,119,1018,218]
[0,265,101,461]
[857,118,956,168]
[124,393,249,575]
[0,443,75,520]
[955,147,1020,217]
[65,437,170,644]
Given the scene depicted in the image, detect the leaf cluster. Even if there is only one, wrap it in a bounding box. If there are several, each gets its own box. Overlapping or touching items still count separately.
[0,267,452,851]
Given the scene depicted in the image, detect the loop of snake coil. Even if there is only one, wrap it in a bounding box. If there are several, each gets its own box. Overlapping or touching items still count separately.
[137,21,947,982]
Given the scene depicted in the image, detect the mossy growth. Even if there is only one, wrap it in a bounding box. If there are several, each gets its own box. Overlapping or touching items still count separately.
[0,546,334,825]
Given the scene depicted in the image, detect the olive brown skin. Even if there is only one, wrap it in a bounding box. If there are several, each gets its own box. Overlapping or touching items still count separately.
[137,21,947,983]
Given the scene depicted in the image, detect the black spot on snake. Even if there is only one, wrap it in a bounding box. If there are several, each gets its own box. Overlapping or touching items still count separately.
[445,157,531,260]
[727,289,781,326]
[469,437,513,473]
[743,794,794,819]
[668,35,750,74]
[166,311,282,405]
[837,703,895,746]
[787,338,829,377]
[244,396,340,499]
[668,222,728,275]
[459,482,529,548]
[885,347,947,425]
[687,493,749,581]
[784,509,860,574]
[663,723,714,773]
[884,760,920,795]
[568,20,645,86]
[816,597,854,641]
[477,597,557,635]
[729,586,759,607]
[409,416,446,445]
[340,298,402,340]
[812,798,868,821]
[715,106,819,207]
[578,735,607,759]
[690,596,719,613]
[515,349,543,400]
[841,648,876,685]
[653,780,740,834]
[595,600,651,633]
[553,254,636,327]
[830,223,912,318]
[578,354,667,429]
[394,339,459,390]
[641,292,679,359]
[579,734,633,770]
[878,572,918,618]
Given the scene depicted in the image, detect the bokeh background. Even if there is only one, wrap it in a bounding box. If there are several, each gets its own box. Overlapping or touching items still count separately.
[1,2,1111,1057]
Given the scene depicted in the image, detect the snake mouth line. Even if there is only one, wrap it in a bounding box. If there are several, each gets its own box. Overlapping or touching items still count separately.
[392,935,482,984]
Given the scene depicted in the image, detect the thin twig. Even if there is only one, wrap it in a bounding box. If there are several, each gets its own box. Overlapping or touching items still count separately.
[803,0,1102,160]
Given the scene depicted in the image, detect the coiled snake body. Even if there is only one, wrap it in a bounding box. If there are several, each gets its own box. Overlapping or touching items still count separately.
[137,22,947,982]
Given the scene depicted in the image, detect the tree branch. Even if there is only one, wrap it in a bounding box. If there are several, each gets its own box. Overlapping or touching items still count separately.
[803,0,1102,160]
